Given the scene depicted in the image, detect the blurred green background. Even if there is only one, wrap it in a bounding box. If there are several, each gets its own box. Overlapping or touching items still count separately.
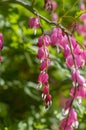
[0,0,86,130]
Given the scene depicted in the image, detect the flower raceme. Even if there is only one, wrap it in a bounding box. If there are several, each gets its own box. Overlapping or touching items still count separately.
[35,23,86,128]
[28,0,86,128]
[37,34,52,108]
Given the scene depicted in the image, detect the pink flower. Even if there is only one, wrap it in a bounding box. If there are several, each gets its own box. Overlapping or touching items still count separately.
[37,47,45,59]
[45,94,52,108]
[70,37,77,46]
[44,0,52,12]
[60,35,68,49]
[70,37,81,55]
[51,28,62,46]
[77,25,86,34]
[43,86,49,94]
[75,54,84,67]
[42,85,49,100]
[61,108,78,130]
[38,35,51,47]
[71,69,79,82]
[60,118,73,130]
[73,45,81,55]
[66,55,74,68]
[52,13,58,22]
[38,72,48,85]
[0,33,3,50]
[37,36,43,47]
[65,98,73,110]
[77,74,85,85]
[68,108,77,124]
[70,86,86,98]
[44,0,57,12]
[37,47,49,60]
[40,59,50,71]
[80,13,86,22]
[43,35,51,46]
[71,69,85,85]
[51,1,57,11]
[64,45,70,58]
[81,50,86,61]
[29,17,40,28]
[80,3,85,10]
[66,54,84,68]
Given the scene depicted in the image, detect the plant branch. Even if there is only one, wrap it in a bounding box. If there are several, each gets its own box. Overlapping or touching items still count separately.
[63,34,78,130]
[0,0,72,35]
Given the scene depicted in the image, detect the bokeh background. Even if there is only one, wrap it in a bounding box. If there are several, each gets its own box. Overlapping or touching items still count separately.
[0,0,86,129]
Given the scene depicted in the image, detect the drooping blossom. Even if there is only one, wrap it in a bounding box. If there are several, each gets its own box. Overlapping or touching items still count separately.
[51,28,63,46]
[60,108,78,130]
[80,13,86,23]
[52,13,58,22]
[29,17,40,28]
[81,50,86,61]
[38,35,51,47]
[64,45,70,58]
[40,59,50,71]
[45,94,52,108]
[66,55,74,68]
[37,33,51,108]
[51,1,57,11]
[80,2,85,10]
[44,0,52,12]
[70,86,86,98]
[42,85,49,99]
[38,72,49,85]
[44,0,57,12]
[71,68,85,86]
[37,47,49,60]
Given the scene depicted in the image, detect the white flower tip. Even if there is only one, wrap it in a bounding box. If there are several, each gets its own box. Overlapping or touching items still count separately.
[37,83,42,89]
[83,83,86,88]
[42,94,46,100]
[77,97,82,105]
[72,82,76,87]
[72,121,79,128]
[33,28,37,35]
[76,82,78,87]
[62,108,69,116]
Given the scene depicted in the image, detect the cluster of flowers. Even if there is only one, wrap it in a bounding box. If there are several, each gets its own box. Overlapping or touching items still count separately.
[44,0,58,22]
[29,15,86,129]
[0,33,3,62]
[28,4,86,129]
[37,35,52,108]
[29,17,52,108]
[78,0,86,44]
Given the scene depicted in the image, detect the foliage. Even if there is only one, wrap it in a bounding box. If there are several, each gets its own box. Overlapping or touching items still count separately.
[0,0,86,130]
